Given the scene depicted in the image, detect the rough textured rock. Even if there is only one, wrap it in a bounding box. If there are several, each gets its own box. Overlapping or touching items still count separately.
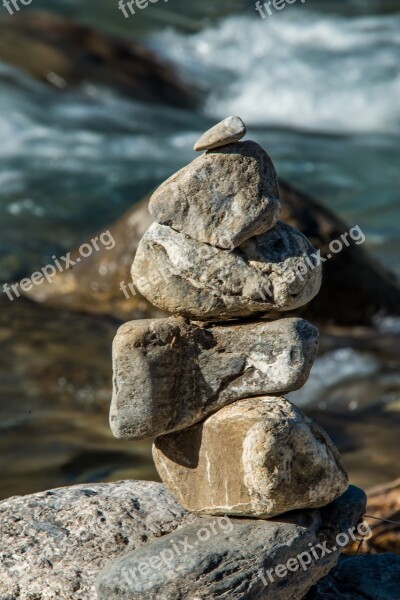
[97,485,366,600]
[23,181,400,326]
[149,141,280,249]
[194,116,246,151]
[153,396,348,518]
[305,554,400,599]
[0,480,197,600]
[110,317,319,439]
[132,221,322,320]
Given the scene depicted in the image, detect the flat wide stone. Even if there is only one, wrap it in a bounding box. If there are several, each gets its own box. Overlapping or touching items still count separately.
[0,481,197,600]
[149,141,280,249]
[110,317,319,439]
[132,221,322,320]
[194,116,246,151]
[153,397,348,518]
[96,485,366,600]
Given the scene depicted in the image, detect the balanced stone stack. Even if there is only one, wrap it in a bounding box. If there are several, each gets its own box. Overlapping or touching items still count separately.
[98,118,356,599]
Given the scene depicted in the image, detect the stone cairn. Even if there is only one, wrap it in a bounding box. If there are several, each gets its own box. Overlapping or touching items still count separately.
[99,117,359,599]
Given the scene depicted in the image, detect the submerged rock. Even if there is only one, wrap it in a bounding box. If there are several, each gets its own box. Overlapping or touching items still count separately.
[0,11,195,107]
[194,115,246,151]
[149,141,280,249]
[96,485,366,600]
[153,397,348,518]
[132,221,322,320]
[111,317,319,439]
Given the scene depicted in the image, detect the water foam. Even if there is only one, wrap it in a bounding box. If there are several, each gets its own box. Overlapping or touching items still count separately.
[154,10,400,133]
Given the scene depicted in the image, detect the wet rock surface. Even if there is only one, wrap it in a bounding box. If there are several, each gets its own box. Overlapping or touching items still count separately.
[0,11,195,107]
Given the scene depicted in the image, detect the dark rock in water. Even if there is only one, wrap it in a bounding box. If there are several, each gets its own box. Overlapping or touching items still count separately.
[24,196,157,322]
[279,180,400,325]
[0,11,195,107]
[305,553,400,599]
[96,485,366,600]
[23,182,400,325]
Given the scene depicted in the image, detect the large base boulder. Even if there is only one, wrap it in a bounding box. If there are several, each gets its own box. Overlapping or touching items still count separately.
[0,481,196,600]
[96,485,366,600]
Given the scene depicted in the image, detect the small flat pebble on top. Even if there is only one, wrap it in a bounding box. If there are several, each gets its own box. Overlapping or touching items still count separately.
[194,116,246,151]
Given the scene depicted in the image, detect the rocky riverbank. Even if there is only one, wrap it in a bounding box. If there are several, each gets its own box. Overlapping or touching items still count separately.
[1,479,399,599]
[0,480,366,600]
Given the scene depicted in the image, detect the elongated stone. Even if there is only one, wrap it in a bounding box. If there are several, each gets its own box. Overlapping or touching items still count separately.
[153,397,348,518]
[96,486,366,600]
[149,141,280,249]
[194,116,246,151]
[110,317,319,440]
[132,221,322,320]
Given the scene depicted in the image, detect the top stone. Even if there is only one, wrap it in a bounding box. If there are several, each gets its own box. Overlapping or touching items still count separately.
[194,116,246,151]
[149,141,281,249]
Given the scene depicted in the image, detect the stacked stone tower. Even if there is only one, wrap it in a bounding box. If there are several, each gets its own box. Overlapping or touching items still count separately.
[110,116,348,520]
[97,118,363,599]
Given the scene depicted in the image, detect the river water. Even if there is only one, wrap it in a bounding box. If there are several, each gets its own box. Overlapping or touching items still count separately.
[0,0,399,498]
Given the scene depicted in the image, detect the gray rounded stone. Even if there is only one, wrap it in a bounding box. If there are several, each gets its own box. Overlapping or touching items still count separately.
[131,221,322,320]
[194,116,246,151]
[149,141,280,249]
[110,317,319,439]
